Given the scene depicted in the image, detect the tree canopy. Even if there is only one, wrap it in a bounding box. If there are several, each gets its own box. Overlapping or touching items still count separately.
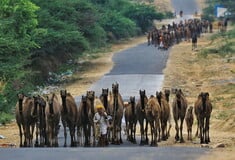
[0,0,171,115]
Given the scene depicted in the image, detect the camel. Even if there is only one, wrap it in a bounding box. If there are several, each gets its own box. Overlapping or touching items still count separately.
[34,95,47,147]
[99,88,109,111]
[86,90,96,146]
[108,82,124,144]
[136,90,149,145]
[60,89,78,147]
[172,89,188,143]
[185,106,194,141]
[164,89,172,137]
[77,95,92,147]
[15,93,34,147]
[124,96,137,144]
[156,91,170,140]
[194,92,212,144]
[145,95,161,146]
[164,89,170,103]
[45,93,61,147]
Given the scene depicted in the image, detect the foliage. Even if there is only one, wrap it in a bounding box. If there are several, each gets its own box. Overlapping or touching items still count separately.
[0,0,39,113]
[0,0,168,117]
[121,3,164,32]
[0,112,14,125]
[99,11,139,41]
[202,0,235,21]
[200,26,235,57]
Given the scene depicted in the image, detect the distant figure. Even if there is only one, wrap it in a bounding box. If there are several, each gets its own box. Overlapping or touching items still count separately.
[209,22,213,33]
[179,10,183,17]
[223,18,229,31]
[192,33,197,51]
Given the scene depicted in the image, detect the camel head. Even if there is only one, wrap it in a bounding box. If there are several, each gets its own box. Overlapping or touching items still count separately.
[101,88,109,96]
[60,90,67,99]
[17,93,24,101]
[112,83,119,96]
[129,96,135,105]
[87,90,95,101]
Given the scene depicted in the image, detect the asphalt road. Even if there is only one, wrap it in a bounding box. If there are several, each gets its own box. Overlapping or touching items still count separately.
[0,1,208,160]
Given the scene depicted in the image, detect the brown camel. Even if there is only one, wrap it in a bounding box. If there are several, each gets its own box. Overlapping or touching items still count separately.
[185,106,194,141]
[124,96,137,144]
[164,89,172,137]
[145,95,161,146]
[194,92,212,144]
[45,93,61,147]
[99,88,109,111]
[34,95,47,147]
[172,89,188,143]
[77,95,92,147]
[86,90,96,146]
[108,82,124,144]
[15,93,34,147]
[156,91,171,140]
[136,90,149,145]
[60,89,78,147]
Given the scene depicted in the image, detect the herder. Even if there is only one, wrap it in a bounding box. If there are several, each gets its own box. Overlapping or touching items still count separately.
[93,105,111,147]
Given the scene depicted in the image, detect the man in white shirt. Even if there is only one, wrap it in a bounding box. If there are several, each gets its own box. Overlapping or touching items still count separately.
[93,105,110,147]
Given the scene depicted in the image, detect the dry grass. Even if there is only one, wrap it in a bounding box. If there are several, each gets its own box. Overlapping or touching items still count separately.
[162,30,235,160]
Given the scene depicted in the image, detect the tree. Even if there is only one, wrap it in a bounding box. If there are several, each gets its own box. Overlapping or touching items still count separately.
[0,0,39,112]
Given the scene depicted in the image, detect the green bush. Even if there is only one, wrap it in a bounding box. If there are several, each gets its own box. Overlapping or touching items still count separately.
[0,112,14,125]
[122,3,164,33]
[100,11,138,40]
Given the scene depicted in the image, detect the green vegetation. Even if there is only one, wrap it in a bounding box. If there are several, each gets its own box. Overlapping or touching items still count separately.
[202,0,235,21]
[200,26,235,57]
[0,0,171,122]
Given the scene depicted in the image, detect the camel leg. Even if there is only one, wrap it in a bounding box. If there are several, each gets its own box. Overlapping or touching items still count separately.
[133,123,137,144]
[174,119,179,142]
[35,122,39,147]
[167,121,172,137]
[199,118,204,144]
[180,118,184,143]
[92,124,96,147]
[69,125,75,147]
[119,124,122,144]
[126,121,130,141]
[205,117,210,144]
[150,123,154,146]
[62,121,67,147]
[195,118,199,137]
[76,126,81,146]
[18,124,23,147]
[139,121,145,145]
[145,121,149,144]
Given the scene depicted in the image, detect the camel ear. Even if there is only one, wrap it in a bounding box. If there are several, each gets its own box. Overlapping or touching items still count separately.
[206,92,209,97]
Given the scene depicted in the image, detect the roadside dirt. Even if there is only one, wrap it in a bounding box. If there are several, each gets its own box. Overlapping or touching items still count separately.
[1,1,235,160]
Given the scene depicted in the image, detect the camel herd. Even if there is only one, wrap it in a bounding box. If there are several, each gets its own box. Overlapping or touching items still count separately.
[15,82,213,147]
[147,18,213,51]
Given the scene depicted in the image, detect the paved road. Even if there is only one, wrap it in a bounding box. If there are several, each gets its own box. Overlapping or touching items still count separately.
[0,147,208,160]
[0,1,208,160]
[87,43,168,99]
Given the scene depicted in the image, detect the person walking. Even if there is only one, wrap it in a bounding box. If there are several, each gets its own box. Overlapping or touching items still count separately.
[93,105,111,147]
